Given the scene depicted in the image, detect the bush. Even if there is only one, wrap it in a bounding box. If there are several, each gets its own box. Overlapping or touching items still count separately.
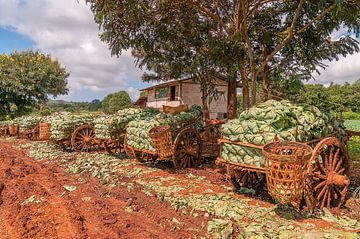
[102,91,133,114]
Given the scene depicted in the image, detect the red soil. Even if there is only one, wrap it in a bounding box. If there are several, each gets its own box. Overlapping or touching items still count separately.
[0,140,208,239]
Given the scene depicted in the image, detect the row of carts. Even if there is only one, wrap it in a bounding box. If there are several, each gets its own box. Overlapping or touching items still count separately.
[0,115,223,170]
[1,109,359,210]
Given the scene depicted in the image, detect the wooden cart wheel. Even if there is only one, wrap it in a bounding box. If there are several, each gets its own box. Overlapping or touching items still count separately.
[306,137,350,209]
[173,128,202,169]
[104,130,125,154]
[29,125,40,141]
[56,139,72,151]
[123,135,145,162]
[230,168,265,191]
[206,124,222,144]
[71,124,97,152]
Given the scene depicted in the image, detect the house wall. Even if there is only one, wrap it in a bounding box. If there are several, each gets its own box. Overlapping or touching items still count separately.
[145,79,228,119]
[181,80,228,119]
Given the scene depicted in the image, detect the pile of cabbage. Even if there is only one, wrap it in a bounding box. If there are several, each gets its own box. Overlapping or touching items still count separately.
[12,115,45,131]
[221,100,345,168]
[46,112,96,140]
[126,105,202,151]
[94,108,158,139]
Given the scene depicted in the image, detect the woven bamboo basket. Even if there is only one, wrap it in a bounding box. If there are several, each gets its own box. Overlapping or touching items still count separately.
[149,125,173,159]
[263,141,313,205]
[39,123,51,140]
[9,124,19,136]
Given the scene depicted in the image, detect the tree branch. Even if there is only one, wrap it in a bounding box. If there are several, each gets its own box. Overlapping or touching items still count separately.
[296,3,336,35]
[255,0,304,77]
[179,0,230,35]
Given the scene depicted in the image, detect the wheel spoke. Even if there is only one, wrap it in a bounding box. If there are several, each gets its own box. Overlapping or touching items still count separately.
[317,185,328,201]
[337,168,345,175]
[314,181,326,191]
[319,187,329,208]
[328,146,334,170]
[332,148,340,171]
[334,157,344,172]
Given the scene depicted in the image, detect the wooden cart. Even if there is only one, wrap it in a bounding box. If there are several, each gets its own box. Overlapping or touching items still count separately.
[0,126,9,137]
[19,125,40,141]
[216,131,358,210]
[54,124,124,153]
[124,118,223,169]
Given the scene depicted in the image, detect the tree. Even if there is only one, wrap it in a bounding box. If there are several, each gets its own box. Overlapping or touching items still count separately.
[0,50,69,119]
[299,84,333,112]
[102,91,133,114]
[87,0,360,119]
[88,99,102,111]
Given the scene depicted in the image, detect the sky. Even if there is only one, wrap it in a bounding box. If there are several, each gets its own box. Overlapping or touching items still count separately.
[0,0,359,102]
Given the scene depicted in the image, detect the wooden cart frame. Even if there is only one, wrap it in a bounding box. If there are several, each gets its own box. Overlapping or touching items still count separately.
[216,130,359,210]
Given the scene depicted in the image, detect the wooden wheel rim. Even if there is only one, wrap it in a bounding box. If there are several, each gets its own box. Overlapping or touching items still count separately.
[123,135,144,162]
[230,169,265,191]
[307,137,350,209]
[104,134,125,154]
[173,128,201,169]
[71,125,96,152]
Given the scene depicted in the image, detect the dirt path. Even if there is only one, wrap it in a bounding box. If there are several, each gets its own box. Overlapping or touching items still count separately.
[0,140,208,239]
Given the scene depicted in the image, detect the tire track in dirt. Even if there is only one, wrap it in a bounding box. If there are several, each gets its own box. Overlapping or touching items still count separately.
[0,147,88,239]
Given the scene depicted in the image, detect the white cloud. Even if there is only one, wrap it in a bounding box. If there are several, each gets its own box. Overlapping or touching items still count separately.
[0,0,147,101]
[313,52,360,85]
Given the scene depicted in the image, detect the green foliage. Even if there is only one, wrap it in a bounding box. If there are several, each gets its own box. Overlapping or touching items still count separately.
[86,0,360,112]
[348,137,360,161]
[102,91,133,114]
[343,111,360,120]
[45,100,94,113]
[88,99,102,111]
[0,50,69,119]
[298,84,333,112]
[139,91,148,98]
[344,120,360,132]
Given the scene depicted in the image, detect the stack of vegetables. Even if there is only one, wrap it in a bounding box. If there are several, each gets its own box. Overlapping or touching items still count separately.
[126,105,202,151]
[94,108,159,139]
[46,112,96,140]
[221,100,345,168]
[12,115,45,132]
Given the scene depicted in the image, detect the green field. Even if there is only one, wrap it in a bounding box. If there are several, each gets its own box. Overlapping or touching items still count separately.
[345,120,360,161]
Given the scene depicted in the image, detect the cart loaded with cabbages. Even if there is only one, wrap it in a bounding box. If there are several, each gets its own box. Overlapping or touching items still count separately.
[216,100,354,210]
[46,109,155,152]
[124,105,223,169]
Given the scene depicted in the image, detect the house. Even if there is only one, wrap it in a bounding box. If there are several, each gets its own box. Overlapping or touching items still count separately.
[140,78,228,119]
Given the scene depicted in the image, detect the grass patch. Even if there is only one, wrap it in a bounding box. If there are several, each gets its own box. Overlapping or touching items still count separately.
[348,136,360,162]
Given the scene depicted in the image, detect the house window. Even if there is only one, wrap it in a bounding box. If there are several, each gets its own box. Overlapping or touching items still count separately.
[155,87,168,99]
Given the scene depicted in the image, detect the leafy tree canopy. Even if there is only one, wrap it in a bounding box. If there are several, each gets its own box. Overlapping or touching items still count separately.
[87,0,360,118]
[102,91,133,114]
[0,50,69,119]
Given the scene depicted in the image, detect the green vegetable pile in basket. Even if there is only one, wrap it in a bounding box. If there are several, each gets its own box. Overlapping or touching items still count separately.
[10,115,44,131]
[221,100,345,168]
[126,105,202,152]
[45,112,96,140]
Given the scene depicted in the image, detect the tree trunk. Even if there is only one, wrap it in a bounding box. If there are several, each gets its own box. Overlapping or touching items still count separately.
[239,65,250,110]
[250,75,257,106]
[227,79,238,119]
[201,90,210,121]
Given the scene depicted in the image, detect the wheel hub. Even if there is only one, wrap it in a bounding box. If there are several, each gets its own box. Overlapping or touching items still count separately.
[83,136,92,143]
[326,171,350,187]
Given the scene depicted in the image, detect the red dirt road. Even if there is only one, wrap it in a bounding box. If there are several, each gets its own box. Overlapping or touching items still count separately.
[0,140,208,239]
